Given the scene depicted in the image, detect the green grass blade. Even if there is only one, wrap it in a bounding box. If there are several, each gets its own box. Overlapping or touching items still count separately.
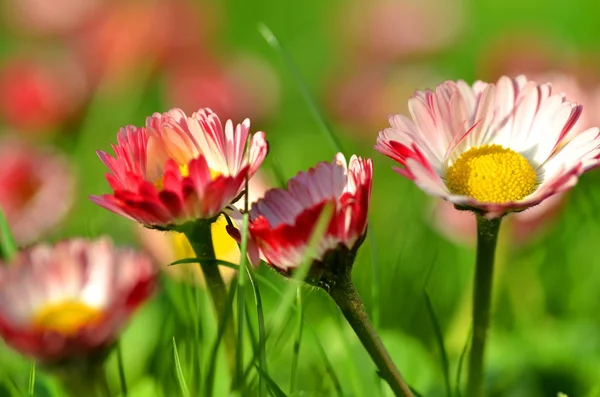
[258,23,343,155]
[173,337,191,397]
[267,202,334,335]
[367,229,381,328]
[236,173,251,390]
[246,265,267,397]
[313,333,344,397]
[27,362,35,397]
[117,341,128,396]
[169,257,239,269]
[204,282,237,397]
[455,326,472,397]
[289,287,303,395]
[255,366,288,397]
[0,210,17,261]
[424,290,452,397]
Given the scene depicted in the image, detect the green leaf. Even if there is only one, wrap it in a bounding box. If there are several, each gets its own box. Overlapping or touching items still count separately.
[168,257,239,270]
[172,337,191,397]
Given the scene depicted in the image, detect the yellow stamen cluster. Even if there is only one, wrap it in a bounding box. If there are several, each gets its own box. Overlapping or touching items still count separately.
[155,164,190,191]
[154,164,222,191]
[32,301,101,335]
[445,144,537,203]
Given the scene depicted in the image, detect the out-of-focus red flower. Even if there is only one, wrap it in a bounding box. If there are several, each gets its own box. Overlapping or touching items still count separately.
[228,153,372,273]
[1,0,102,37]
[72,0,215,84]
[91,108,268,228]
[327,64,443,135]
[165,53,280,122]
[0,56,88,133]
[339,0,465,61]
[431,193,567,247]
[476,32,577,81]
[0,238,156,363]
[137,172,271,284]
[0,139,75,245]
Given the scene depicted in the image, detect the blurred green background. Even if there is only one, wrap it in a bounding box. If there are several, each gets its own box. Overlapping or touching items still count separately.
[1,0,600,396]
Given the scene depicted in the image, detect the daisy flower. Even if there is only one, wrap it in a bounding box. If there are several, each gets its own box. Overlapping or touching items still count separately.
[0,139,75,245]
[230,153,372,283]
[90,107,268,228]
[375,75,600,218]
[0,238,156,362]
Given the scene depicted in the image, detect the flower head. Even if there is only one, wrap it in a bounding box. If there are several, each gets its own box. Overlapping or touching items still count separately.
[375,75,600,218]
[90,107,268,229]
[0,238,156,363]
[230,153,372,288]
[0,139,75,245]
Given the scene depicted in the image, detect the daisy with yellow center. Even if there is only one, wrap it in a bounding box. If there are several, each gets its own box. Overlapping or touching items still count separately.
[375,75,600,397]
[0,238,156,363]
[375,75,600,218]
[91,107,268,228]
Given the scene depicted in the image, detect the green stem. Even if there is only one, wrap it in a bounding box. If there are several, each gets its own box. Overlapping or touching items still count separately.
[56,360,111,397]
[180,220,237,377]
[328,274,414,397]
[466,214,502,397]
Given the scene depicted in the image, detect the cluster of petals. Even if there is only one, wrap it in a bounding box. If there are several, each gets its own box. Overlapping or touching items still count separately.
[375,75,600,218]
[230,153,372,272]
[91,107,268,228]
[0,139,75,245]
[0,238,156,362]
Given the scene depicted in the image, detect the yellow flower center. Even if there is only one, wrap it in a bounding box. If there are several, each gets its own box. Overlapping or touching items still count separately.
[154,164,221,190]
[445,144,537,203]
[173,215,239,262]
[32,301,102,335]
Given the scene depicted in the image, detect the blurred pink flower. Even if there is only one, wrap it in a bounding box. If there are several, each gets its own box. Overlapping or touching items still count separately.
[431,193,567,247]
[1,0,102,36]
[165,53,280,122]
[327,64,443,135]
[72,0,213,83]
[0,139,75,245]
[339,0,465,61]
[0,56,88,133]
[137,172,271,284]
[476,31,578,81]
[0,237,156,362]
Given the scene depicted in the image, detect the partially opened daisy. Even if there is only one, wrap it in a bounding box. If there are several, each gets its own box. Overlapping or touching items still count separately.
[229,153,372,286]
[375,75,600,218]
[90,107,268,229]
[0,237,156,363]
[226,154,415,396]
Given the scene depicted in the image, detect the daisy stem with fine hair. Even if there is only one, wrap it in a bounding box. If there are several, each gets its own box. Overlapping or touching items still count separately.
[327,271,414,397]
[466,214,502,397]
[179,219,237,375]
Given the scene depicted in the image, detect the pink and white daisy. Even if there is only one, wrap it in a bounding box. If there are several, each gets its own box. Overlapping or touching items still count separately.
[90,107,268,228]
[230,153,372,274]
[0,238,156,362]
[0,139,75,245]
[375,75,600,218]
